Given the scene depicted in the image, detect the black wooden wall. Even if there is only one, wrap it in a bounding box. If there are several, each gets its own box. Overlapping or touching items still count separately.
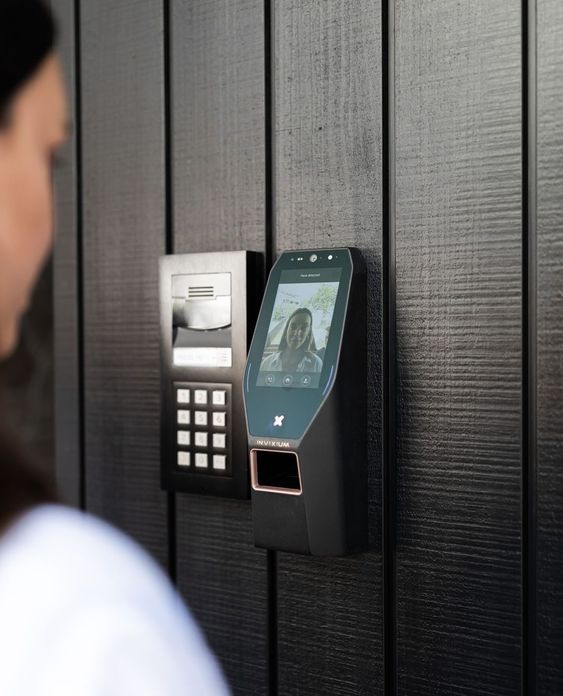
[52,1,563,694]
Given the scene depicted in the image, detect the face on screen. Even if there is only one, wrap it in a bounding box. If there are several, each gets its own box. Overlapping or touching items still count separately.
[286,312,311,351]
[257,270,340,389]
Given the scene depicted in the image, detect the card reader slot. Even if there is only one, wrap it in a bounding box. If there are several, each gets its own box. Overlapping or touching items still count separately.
[251,449,302,495]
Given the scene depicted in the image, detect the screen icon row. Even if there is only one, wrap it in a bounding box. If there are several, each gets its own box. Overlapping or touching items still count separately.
[265,374,312,387]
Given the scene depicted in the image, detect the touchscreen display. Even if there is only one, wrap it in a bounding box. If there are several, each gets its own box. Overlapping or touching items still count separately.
[257,267,341,389]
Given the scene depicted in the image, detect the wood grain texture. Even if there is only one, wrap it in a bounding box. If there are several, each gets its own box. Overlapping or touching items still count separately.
[170,1,268,693]
[394,2,522,693]
[51,0,81,506]
[176,499,267,694]
[172,0,266,253]
[274,1,383,693]
[537,0,563,691]
[80,0,168,565]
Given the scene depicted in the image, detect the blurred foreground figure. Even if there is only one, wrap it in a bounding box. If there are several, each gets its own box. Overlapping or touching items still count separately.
[0,2,229,694]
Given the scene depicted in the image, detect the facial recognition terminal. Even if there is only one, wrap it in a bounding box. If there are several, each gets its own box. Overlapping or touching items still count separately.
[243,248,367,555]
[160,251,263,498]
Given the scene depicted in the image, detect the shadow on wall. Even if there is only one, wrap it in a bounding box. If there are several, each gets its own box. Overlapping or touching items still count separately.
[0,260,54,481]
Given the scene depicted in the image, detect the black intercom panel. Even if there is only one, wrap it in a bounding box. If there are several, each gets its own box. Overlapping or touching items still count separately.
[160,251,263,498]
[243,248,367,555]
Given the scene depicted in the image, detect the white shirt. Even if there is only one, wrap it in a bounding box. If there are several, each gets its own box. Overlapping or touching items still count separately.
[0,505,230,696]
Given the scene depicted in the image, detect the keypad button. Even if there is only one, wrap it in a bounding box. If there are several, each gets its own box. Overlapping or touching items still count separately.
[194,411,208,426]
[177,451,190,467]
[195,432,208,448]
[195,453,208,468]
[213,454,227,471]
[177,410,190,425]
[213,433,226,449]
[177,389,190,404]
[212,412,226,427]
[194,389,208,405]
[212,390,226,406]
[177,431,191,446]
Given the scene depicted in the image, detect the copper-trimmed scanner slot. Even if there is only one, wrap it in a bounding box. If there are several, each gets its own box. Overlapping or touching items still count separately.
[250,449,302,495]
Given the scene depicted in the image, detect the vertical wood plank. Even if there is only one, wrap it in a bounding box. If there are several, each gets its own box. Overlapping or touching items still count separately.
[537,0,563,692]
[80,0,168,566]
[394,2,522,693]
[171,2,268,693]
[274,1,383,693]
[172,0,266,253]
[52,0,81,506]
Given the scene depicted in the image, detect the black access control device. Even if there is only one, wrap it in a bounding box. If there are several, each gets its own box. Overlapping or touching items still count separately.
[160,251,263,498]
[243,248,367,555]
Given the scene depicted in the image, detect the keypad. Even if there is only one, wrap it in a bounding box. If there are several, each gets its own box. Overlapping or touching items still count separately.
[174,382,232,477]
[213,433,226,449]
[177,389,190,404]
[177,410,190,425]
[213,455,227,471]
[194,411,208,426]
[212,390,226,406]
[194,389,208,405]
[177,451,190,467]
[177,431,191,446]
[212,412,226,427]
[195,453,208,468]
[195,432,208,448]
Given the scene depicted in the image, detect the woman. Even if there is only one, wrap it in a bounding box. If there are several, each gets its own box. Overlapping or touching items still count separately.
[0,2,228,694]
[261,307,322,373]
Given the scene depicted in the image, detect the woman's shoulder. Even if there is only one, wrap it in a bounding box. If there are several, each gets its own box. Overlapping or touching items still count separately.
[0,505,229,694]
[0,505,168,601]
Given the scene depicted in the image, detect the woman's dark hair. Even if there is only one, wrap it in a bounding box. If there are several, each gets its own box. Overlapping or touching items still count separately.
[0,0,57,532]
[0,0,56,126]
[278,308,317,353]
[0,425,56,532]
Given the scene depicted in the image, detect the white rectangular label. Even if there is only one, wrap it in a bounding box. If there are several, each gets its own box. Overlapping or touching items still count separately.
[173,347,232,368]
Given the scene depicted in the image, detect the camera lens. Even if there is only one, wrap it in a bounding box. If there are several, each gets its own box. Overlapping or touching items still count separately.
[309,254,318,262]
